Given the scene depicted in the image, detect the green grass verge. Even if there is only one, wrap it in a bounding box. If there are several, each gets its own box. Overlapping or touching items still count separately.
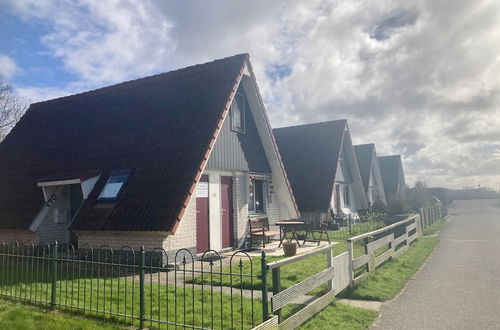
[340,236,439,301]
[0,299,125,330]
[0,275,260,329]
[299,302,378,330]
[422,219,447,236]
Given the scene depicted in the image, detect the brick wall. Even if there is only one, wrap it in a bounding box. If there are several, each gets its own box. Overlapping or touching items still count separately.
[162,196,197,253]
[76,195,198,256]
[75,230,169,251]
[0,229,38,244]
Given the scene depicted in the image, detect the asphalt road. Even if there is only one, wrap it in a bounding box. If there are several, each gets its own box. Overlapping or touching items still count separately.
[373,199,500,330]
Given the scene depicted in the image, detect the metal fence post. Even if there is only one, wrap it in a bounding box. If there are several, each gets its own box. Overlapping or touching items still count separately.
[139,245,146,329]
[51,241,58,310]
[261,251,269,321]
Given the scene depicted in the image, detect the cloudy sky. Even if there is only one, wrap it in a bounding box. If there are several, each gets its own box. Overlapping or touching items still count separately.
[1,0,499,189]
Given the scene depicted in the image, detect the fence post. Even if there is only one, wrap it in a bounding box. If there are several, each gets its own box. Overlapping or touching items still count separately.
[419,208,424,231]
[261,251,269,322]
[272,268,282,321]
[326,247,333,292]
[347,239,354,287]
[51,241,58,310]
[364,237,370,272]
[139,245,146,329]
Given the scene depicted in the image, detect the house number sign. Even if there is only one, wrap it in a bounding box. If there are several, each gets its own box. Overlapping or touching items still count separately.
[45,194,57,207]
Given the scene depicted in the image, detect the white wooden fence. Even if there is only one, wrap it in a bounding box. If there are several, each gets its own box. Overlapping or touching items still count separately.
[347,215,421,285]
[253,214,422,330]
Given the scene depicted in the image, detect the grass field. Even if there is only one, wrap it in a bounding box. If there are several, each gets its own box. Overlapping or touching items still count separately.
[0,271,261,329]
[299,302,378,330]
[0,299,125,330]
[340,236,439,301]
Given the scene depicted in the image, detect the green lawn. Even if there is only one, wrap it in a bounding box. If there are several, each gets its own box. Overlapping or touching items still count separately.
[299,302,378,330]
[190,242,366,293]
[340,236,439,301]
[189,220,383,293]
[422,219,447,236]
[0,299,125,330]
[0,271,261,329]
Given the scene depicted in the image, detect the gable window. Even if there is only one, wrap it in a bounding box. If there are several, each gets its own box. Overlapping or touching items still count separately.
[99,169,132,200]
[249,178,266,214]
[231,92,245,133]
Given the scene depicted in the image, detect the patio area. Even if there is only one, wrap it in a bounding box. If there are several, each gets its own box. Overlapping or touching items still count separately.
[233,239,337,258]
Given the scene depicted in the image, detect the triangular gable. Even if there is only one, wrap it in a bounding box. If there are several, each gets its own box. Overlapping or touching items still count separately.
[334,128,368,210]
[378,155,406,197]
[274,120,346,212]
[201,61,300,219]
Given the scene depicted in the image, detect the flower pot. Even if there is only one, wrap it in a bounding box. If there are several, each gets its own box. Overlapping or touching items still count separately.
[283,242,297,257]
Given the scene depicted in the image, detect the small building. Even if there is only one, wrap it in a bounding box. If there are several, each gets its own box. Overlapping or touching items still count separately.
[354,144,387,207]
[273,120,368,221]
[378,155,407,198]
[0,54,299,254]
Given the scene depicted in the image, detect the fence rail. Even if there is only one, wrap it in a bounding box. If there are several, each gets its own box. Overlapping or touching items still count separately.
[267,245,334,330]
[0,242,260,330]
[347,215,420,286]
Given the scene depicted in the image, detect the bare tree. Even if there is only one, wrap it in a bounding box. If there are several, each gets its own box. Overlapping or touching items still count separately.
[0,80,28,141]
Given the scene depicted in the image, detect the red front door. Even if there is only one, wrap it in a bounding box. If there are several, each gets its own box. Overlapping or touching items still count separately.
[220,176,234,249]
[196,175,209,253]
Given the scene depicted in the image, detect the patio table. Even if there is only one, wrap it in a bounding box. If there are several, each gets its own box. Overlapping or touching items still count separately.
[276,221,304,248]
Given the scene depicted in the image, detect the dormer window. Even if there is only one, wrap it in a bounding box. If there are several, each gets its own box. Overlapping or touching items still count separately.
[99,169,132,200]
[231,92,245,133]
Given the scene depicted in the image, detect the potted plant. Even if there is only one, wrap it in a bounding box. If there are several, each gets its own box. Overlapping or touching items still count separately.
[282,241,297,257]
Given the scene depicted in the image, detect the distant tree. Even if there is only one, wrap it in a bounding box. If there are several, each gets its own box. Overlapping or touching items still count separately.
[406,180,433,212]
[371,194,387,214]
[386,192,412,218]
[0,79,27,141]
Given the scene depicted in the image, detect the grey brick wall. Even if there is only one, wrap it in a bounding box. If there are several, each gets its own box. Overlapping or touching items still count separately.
[0,229,38,244]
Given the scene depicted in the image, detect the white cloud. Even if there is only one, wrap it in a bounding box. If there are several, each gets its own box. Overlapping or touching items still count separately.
[0,54,19,79]
[4,0,500,189]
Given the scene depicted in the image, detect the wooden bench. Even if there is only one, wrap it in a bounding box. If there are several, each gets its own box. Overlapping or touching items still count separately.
[249,217,279,248]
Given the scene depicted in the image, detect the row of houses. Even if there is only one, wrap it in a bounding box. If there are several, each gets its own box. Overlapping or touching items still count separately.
[0,54,406,255]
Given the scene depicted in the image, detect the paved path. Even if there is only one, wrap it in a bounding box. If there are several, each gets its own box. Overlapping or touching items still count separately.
[373,199,500,329]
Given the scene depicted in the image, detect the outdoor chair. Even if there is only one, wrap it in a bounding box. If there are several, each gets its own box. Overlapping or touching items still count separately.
[301,216,331,246]
[248,217,279,248]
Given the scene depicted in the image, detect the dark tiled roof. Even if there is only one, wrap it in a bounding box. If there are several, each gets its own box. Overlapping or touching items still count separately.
[354,144,375,193]
[273,120,347,212]
[378,155,404,196]
[0,54,248,232]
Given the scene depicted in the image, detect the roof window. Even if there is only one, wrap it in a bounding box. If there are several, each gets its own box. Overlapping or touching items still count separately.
[99,169,132,200]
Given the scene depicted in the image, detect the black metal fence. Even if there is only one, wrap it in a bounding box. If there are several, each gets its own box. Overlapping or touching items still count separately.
[328,212,387,240]
[0,241,262,329]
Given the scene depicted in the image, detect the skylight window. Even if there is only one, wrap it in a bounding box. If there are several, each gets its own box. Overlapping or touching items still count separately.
[99,170,132,200]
